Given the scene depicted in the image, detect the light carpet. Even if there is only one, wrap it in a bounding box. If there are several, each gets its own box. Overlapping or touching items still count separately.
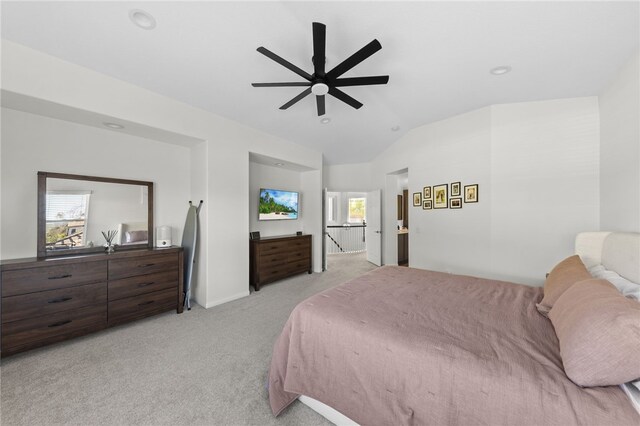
[1,252,375,425]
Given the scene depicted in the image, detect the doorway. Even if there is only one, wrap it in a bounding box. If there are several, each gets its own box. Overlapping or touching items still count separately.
[385,168,409,267]
[324,189,381,269]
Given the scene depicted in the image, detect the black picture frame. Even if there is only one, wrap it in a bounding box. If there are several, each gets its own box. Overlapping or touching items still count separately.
[433,184,448,209]
[412,192,422,206]
[423,200,432,210]
[451,182,461,197]
[464,184,479,203]
[450,198,462,209]
[423,186,431,200]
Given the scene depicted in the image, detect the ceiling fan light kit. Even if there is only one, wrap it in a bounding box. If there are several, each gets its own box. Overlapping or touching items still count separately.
[252,22,389,116]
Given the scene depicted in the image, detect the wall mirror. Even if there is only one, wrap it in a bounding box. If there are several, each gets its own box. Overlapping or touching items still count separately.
[37,172,153,257]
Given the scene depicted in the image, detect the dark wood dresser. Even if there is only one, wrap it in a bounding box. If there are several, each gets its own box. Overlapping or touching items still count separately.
[249,234,312,291]
[0,247,183,357]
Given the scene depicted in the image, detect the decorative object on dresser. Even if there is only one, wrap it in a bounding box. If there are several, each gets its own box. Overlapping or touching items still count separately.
[0,247,183,357]
[249,234,312,291]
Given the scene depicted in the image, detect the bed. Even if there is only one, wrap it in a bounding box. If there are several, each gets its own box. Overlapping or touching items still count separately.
[268,232,640,425]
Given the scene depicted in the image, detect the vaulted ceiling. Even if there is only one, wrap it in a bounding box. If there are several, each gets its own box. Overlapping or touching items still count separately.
[2,1,638,164]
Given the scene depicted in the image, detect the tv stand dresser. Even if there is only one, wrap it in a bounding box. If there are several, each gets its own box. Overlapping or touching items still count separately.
[249,234,312,291]
[0,247,183,357]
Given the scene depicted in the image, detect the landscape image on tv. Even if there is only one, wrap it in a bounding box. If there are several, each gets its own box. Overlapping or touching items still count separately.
[259,189,298,220]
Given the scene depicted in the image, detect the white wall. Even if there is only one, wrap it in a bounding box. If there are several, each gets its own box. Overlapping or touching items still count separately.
[301,169,323,273]
[249,162,302,237]
[0,108,190,260]
[489,98,600,283]
[323,163,373,192]
[1,40,323,308]
[599,51,640,232]
[369,97,600,286]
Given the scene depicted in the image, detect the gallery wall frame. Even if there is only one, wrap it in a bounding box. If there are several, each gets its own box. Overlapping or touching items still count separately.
[433,184,448,209]
[423,186,431,199]
[413,192,422,206]
[464,184,479,203]
[451,182,461,197]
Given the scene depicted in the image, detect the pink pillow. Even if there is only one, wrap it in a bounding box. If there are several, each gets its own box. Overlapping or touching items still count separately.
[536,255,591,317]
[549,278,640,387]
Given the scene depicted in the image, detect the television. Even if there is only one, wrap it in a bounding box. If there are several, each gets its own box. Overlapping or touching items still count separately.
[259,188,299,221]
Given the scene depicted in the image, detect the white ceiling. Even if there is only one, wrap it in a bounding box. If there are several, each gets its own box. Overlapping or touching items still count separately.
[2,1,638,165]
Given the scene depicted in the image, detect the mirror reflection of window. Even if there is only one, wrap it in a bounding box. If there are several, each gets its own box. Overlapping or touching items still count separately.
[46,191,91,249]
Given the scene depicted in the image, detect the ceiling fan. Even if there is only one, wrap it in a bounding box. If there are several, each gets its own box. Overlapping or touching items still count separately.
[252,22,389,116]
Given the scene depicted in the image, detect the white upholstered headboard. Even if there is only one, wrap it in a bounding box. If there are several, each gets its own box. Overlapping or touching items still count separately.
[575,231,640,285]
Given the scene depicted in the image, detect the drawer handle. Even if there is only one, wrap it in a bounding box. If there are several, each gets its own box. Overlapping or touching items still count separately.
[138,263,155,268]
[48,320,72,328]
[138,300,155,306]
[48,297,73,304]
[48,274,72,280]
[137,282,155,288]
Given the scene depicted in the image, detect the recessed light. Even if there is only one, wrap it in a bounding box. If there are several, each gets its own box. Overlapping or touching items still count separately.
[320,117,331,124]
[490,65,512,75]
[129,9,156,30]
[274,162,285,167]
[103,122,124,129]
[391,125,401,132]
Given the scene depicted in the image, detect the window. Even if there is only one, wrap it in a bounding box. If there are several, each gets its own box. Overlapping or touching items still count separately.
[348,198,366,223]
[45,191,91,249]
[327,195,337,222]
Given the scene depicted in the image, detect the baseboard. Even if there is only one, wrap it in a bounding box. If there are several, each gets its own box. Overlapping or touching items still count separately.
[205,291,249,308]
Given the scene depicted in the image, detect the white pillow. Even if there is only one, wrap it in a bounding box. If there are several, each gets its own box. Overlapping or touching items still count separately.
[589,264,640,300]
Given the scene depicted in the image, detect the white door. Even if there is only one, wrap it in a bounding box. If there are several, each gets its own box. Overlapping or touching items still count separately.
[322,188,328,271]
[365,190,382,266]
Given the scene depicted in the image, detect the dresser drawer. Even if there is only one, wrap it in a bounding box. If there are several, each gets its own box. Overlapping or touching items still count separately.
[258,241,290,256]
[258,252,288,266]
[2,282,107,324]
[109,253,178,280]
[108,287,176,326]
[2,304,107,351]
[257,264,289,282]
[108,270,179,301]
[288,259,311,273]
[288,249,310,262]
[2,262,107,297]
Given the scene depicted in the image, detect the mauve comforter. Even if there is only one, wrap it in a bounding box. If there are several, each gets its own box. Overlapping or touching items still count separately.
[268,266,639,425]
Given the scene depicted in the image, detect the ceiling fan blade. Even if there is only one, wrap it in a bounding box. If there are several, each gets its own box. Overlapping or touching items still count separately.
[252,82,311,87]
[333,75,389,87]
[312,22,326,77]
[316,95,326,116]
[328,87,363,110]
[280,87,312,110]
[325,39,382,80]
[257,47,313,81]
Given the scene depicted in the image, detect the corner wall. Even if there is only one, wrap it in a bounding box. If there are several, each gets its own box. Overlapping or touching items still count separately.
[1,40,324,308]
[0,107,191,260]
[599,51,640,232]
[369,97,600,286]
